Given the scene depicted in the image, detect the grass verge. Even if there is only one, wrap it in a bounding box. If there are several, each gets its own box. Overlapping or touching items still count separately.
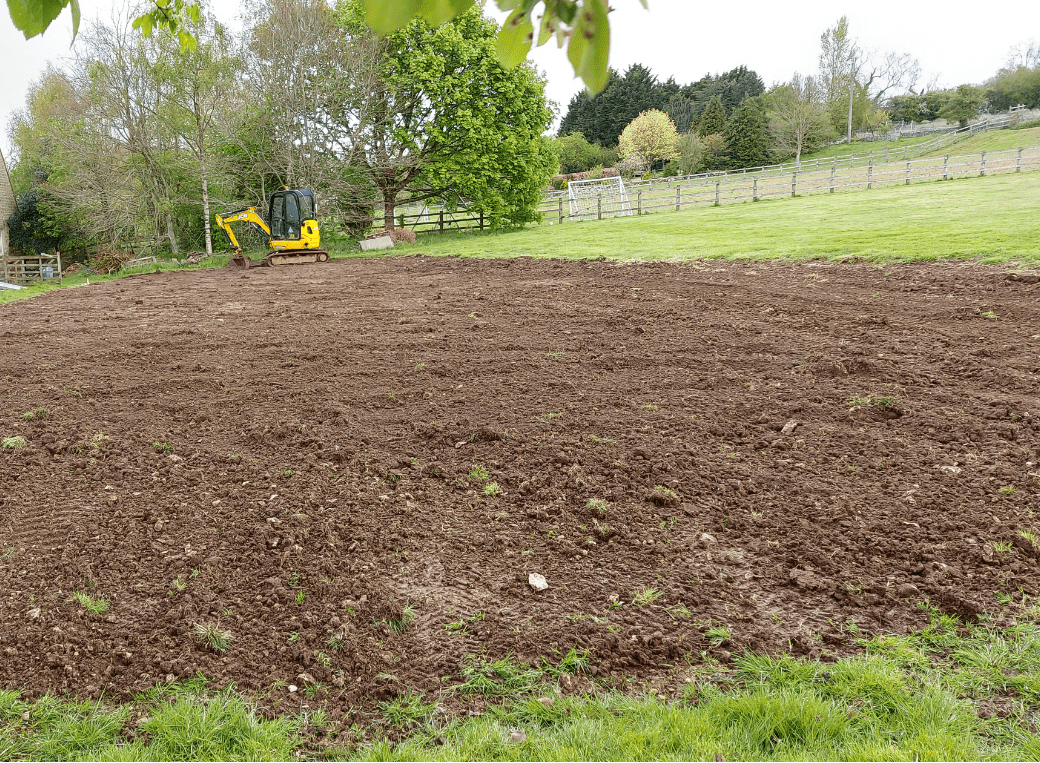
[3,613,1040,760]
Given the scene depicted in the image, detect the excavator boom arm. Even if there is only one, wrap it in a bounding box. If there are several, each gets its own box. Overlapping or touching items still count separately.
[215,207,271,253]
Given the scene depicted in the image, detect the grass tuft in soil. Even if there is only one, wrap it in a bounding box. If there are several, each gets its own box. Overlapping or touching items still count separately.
[68,592,109,616]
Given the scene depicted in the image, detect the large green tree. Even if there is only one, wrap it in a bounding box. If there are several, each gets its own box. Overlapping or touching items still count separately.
[940,84,985,127]
[692,66,766,117]
[337,0,556,229]
[698,95,727,137]
[818,15,857,133]
[554,132,610,174]
[986,64,1040,111]
[724,97,770,169]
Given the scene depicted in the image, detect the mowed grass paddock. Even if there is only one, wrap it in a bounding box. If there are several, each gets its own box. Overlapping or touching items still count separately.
[413,170,1040,266]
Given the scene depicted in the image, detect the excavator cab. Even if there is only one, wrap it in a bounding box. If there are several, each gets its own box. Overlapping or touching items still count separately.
[216,188,328,268]
[268,189,320,252]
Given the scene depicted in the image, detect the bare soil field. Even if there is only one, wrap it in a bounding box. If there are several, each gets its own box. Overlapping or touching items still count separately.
[2,256,1039,720]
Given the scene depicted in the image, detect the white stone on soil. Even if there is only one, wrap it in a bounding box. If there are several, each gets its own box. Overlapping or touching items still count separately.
[528,573,548,591]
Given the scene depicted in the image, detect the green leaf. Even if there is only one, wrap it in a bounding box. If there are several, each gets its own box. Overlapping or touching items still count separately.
[569,0,610,93]
[178,28,197,52]
[7,0,68,39]
[132,12,152,36]
[537,10,556,46]
[69,0,79,37]
[361,0,423,33]
[496,8,533,69]
[553,0,578,24]
[418,0,475,27]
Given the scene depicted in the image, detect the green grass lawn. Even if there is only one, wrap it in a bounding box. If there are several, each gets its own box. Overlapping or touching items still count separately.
[400,171,1040,268]
[799,126,1040,164]
[800,133,938,162]
[3,613,1040,760]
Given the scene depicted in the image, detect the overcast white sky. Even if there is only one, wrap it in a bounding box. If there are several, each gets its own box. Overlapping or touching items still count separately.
[2,0,1039,160]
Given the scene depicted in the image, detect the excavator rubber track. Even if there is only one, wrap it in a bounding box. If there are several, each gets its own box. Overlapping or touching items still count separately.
[263,249,330,267]
[229,250,330,269]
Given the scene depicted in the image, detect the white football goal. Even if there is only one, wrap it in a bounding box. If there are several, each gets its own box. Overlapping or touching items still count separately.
[567,176,633,222]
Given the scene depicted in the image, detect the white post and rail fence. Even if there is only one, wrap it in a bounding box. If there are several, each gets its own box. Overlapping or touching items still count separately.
[534,145,1040,225]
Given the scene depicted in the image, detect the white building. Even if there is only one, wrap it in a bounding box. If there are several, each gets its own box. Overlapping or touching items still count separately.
[0,146,14,261]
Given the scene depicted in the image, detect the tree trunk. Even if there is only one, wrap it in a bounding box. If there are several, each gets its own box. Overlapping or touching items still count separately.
[164,187,179,255]
[383,188,396,231]
[200,148,213,255]
[165,210,179,255]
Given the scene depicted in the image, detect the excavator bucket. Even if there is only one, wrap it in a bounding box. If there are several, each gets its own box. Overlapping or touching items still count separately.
[228,253,255,269]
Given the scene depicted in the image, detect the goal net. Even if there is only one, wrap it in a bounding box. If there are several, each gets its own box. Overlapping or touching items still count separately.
[567,176,633,221]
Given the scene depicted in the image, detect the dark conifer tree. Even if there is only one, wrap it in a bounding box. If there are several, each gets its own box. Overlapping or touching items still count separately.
[698,95,727,137]
[724,96,771,169]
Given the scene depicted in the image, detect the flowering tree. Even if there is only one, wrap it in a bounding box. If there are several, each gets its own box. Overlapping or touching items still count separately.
[617,109,679,174]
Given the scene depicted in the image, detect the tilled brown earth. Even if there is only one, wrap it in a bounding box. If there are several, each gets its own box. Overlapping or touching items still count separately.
[2,256,1039,717]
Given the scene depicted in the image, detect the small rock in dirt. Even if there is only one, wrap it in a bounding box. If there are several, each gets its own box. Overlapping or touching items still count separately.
[699,533,717,546]
[781,419,799,435]
[788,568,833,591]
[528,573,548,591]
[297,672,316,685]
[895,583,919,598]
[537,697,554,707]
[26,607,40,620]
[507,730,527,744]
[288,685,298,693]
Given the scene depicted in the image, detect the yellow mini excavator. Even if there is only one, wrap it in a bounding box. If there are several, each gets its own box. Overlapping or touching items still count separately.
[215,188,330,268]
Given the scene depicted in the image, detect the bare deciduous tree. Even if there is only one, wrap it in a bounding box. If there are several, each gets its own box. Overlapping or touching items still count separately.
[234,0,378,228]
[768,74,832,167]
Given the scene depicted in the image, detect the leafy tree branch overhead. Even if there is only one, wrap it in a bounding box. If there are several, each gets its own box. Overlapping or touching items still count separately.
[7,0,638,92]
[360,0,643,92]
[6,0,201,50]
